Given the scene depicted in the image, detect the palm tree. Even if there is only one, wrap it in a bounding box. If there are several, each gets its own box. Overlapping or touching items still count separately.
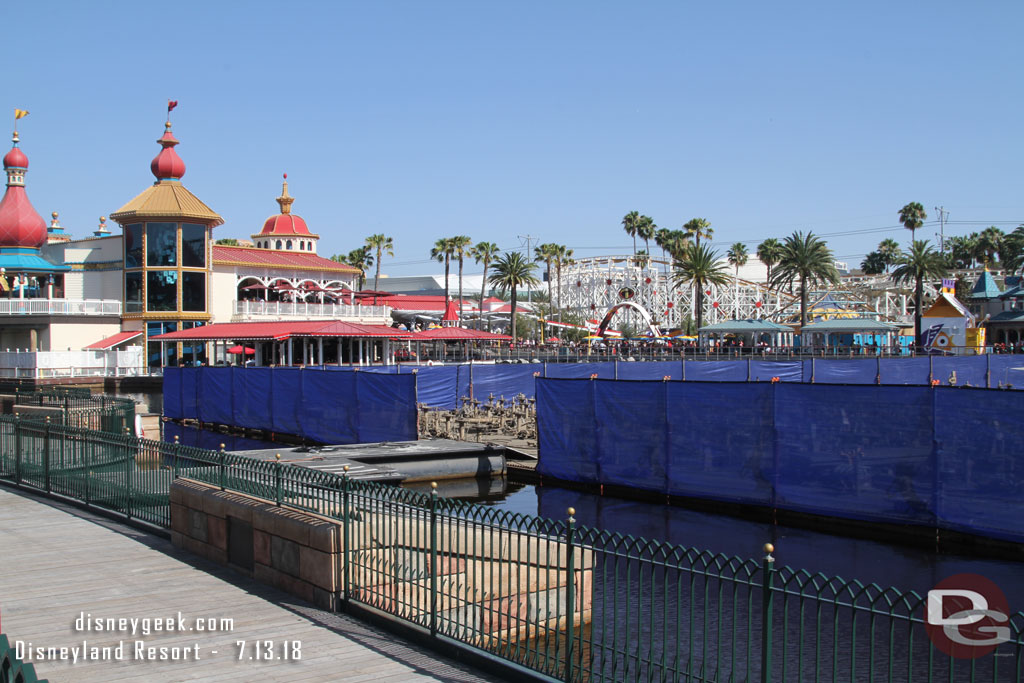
[637,215,656,265]
[489,252,539,342]
[756,238,782,284]
[898,202,927,241]
[769,231,840,327]
[654,228,672,264]
[892,240,947,347]
[860,252,886,275]
[976,226,1005,266]
[472,241,500,330]
[727,242,749,319]
[1000,226,1024,273]
[665,230,690,260]
[332,247,373,290]
[622,211,640,260]
[877,238,901,272]
[449,235,473,321]
[552,244,574,336]
[946,234,977,269]
[364,234,393,304]
[672,242,730,333]
[431,237,455,299]
[534,243,558,334]
[683,218,714,248]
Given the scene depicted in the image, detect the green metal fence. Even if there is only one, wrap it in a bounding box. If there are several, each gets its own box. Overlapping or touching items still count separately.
[0,415,1021,682]
[0,634,48,683]
[4,388,135,434]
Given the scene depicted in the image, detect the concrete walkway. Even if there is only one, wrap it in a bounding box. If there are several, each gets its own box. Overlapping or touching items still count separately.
[0,486,499,682]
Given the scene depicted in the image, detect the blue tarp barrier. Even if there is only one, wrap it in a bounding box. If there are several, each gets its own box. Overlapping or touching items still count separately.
[455,365,472,405]
[299,370,358,444]
[545,362,608,379]
[879,357,931,385]
[356,373,418,443]
[665,383,776,504]
[197,367,234,425]
[934,389,1024,542]
[749,360,803,382]
[269,368,303,436]
[163,367,183,419]
[987,355,1024,388]
[811,359,878,384]
[536,379,600,482]
[180,368,200,419]
[616,362,678,380]
[414,366,459,409]
[932,355,987,388]
[231,367,272,430]
[470,364,537,401]
[773,384,935,525]
[594,381,668,492]
[683,361,749,381]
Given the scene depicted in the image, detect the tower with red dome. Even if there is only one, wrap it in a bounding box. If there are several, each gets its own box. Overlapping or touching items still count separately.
[251,175,320,254]
[110,115,223,366]
[0,129,68,296]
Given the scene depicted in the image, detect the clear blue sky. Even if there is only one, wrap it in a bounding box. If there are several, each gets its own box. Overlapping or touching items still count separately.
[5,1,1022,275]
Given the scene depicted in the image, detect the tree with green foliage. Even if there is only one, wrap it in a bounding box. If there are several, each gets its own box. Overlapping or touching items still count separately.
[622,211,640,260]
[946,235,976,269]
[1000,226,1024,273]
[472,241,500,330]
[726,242,749,319]
[860,252,887,275]
[637,215,656,264]
[898,202,927,241]
[892,240,948,347]
[756,238,782,284]
[364,234,393,304]
[769,231,840,327]
[682,217,714,251]
[449,235,473,320]
[976,226,1005,266]
[877,238,901,271]
[431,237,455,299]
[672,242,730,333]
[552,244,574,336]
[534,243,558,330]
[215,238,239,246]
[488,252,539,341]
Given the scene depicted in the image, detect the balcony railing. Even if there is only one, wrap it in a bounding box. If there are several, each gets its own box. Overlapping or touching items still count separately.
[233,299,390,320]
[0,349,145,379]
[0,298,122,316]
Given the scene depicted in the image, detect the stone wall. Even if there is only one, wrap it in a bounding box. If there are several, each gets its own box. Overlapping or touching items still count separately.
[170,479,342,611]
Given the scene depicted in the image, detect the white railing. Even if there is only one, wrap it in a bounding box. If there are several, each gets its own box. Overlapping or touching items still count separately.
[233,300,390,321]
[0,348,145,379]
[0,299,122,316]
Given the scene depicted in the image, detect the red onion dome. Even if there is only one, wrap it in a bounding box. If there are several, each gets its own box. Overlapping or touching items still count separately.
[150,122,186,180]
[260,213,312,236]
[3,145,28,169]
[0,187,47,248]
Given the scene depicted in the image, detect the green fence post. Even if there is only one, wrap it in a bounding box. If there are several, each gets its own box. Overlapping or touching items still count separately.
[219,443,226,491]
[43,416,51,494]
[342,465,350,604]
[14,413,22,486]
[760,542,776,683]
[274,454,282,506]
[85,431,92,507]
[125,427,134,520]
[565,507,577,683]
[429,481,439,638]
[172,435,180,479]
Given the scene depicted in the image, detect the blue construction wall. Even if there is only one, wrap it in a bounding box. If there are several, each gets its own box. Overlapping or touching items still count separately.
[536,379,1024,543]
[164,367,417,444]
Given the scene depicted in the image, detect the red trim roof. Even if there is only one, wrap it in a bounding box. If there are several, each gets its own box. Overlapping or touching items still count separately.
[413,327,512,341]
[212,245,358,273]
[258,213,315,236]
[441,299,459,322]
[83,330,143,349]
[151,321,412,342]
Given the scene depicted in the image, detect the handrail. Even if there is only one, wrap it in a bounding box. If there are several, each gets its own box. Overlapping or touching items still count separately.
[0,298,121,315]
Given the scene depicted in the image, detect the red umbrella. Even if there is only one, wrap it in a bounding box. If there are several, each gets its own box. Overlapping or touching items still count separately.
[227,345,256,355]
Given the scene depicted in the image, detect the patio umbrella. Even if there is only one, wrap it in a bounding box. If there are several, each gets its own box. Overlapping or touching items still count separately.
[240,283,269,290]
[227,345,256,355]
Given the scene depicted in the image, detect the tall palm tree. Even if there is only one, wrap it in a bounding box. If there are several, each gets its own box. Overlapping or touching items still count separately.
[898,202,927,242]
[756,238,782,284]
[976,226,1005,266]
[1001,226,1024,273]
[637,215,656,265]
[364,234,393,304]
[489,252,539,342]
[449,235,473,321]
[665,230,690,260]
[769,231,840,327]
[726,242,749,319]
[534,243,558,334]
[672,242,730,333]
[877,238,901,272]
[622,211,640,260]
[860,252,887,275]
[331,247,373,290]
[892,240,948,347]
[683,218,714,248]
[552,244,574,336]
[472,241,500,330]
[431,237,455,299]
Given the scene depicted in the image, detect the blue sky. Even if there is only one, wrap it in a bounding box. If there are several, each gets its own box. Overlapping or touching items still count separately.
[5,1,1022,275]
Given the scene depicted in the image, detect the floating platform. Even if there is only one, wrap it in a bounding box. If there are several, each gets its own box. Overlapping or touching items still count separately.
[231,439,507,484]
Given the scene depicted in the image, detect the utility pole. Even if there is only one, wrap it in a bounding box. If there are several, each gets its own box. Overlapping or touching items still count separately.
[935,206,948,253]
[518,234,537,341]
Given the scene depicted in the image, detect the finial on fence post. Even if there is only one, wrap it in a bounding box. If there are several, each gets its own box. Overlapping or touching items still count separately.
[275,453,281,460]
[568,506,576,523]
[173,435,179,443]
[763,542,775,563]
[220,443,226,452]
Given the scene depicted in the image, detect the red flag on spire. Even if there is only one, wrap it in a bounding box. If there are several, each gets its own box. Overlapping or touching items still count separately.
[167,100,178,113]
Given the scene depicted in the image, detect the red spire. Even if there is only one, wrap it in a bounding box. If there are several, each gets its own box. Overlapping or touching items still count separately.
[0,131,47,248]
[150,121,186,181]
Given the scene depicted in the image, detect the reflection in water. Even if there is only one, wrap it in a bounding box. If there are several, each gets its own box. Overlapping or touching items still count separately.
[403,477,527,503]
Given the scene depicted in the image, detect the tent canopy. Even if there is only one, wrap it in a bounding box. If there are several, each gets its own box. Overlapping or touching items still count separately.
[800,318,898,333]
[698,319,792,334]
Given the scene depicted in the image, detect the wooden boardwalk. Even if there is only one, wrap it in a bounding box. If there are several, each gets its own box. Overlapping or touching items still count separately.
[0,486,499,682]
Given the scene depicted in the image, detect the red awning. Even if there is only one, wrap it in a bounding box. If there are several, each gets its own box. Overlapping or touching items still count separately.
[83,331,143,350]
[151,320,414,342]
[413,327,512,341]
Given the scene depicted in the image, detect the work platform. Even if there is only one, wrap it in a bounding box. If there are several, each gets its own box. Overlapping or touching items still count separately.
[232,438,510,483]
[0,486,499,682]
